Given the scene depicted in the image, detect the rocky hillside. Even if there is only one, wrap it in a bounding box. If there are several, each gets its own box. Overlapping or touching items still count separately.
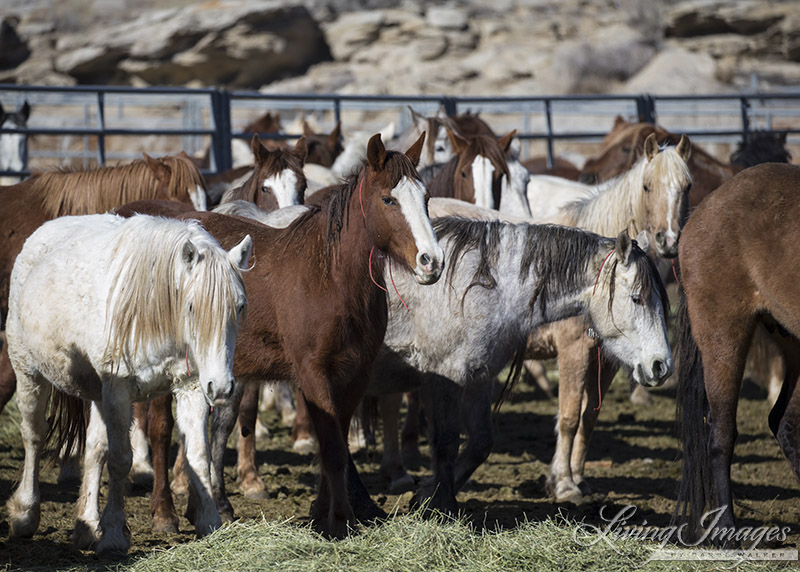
[1,0,799,96]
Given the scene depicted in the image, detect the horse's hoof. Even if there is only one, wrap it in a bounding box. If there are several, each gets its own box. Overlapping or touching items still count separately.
[72,519,100,550]
[239,474,267,499]
[96,526,130,559]
[152,512,180,535]
[575,479,592,496]
[388,473,416,494]
[7,499,40,538]
[553,483,584,504]
[293,437,317,455]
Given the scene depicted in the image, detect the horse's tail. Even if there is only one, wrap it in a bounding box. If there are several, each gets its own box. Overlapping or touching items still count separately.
[45,388,88,464]
[672,285,713,538]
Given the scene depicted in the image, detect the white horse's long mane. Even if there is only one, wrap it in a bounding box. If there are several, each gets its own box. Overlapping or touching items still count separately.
[104,216,245,370]
[556,144,691,237]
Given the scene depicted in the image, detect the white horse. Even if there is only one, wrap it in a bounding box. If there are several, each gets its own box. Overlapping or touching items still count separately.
[5,213,252,557]
[0,101,30,185]
[370,215,672,512]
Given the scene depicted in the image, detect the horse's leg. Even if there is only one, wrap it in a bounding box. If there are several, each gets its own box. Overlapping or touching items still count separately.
[401,390,423,469]
[569,356,618,495]
[96,386,133,558]
[546,335,592,503]
[523,359,554,398]
[0,339,16,415]
[378,392,414,493]
[7,370,50,538]
[148,393,179,533]
[276,381,297,427]
[174,388,221,537]
[453,378,494,492]
[129,401,154,487]
[171,442,189,494]
[412,373,462,515]
[74,401,107,549]
[237,381,266,498]
[768,342,800,483]
[292,388,317,454]
[209,379,246,521]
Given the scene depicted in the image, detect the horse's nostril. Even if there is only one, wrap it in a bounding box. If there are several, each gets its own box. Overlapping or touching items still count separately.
[653,360,667,379]
[655,232,665,243]
[419,253,432,267]
[207,381,214,398]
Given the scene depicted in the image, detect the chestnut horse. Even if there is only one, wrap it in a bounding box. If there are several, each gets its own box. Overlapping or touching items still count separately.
[675,163,800,540]
[0,153,208,416]
[115,133,444,538]
[218,134,308,210]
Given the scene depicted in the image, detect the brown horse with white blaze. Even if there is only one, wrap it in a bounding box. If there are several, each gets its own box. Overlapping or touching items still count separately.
[116,132,443,538]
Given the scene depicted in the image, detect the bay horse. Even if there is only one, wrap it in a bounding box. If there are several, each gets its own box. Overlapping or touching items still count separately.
[0,153,209,417]
[218,134,308,210]
[675,163,800,541]
[370,214,671,512]
[0,100,30,185]
[303,120,343,168]
[114,132,444,539]
[6,213,251,557]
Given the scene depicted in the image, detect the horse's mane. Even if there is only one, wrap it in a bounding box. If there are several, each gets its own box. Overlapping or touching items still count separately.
[284,150,421,263]
[428,158,458,197]
[433,216,666,321]
[32,156,205,218]
[104,216,244,371]
[559,143,691,238]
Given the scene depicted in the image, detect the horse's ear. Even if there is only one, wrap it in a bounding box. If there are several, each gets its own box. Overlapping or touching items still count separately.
[329,121,342,148]
[0,101,5,119]
[644,133,659,160]
[182,240,198,268]
[302,120,314,137]
[615,230,633,265]
[229,234,253,270]
[613,115,626,128]
[367,133,387,170]
[19,101,30,123]
[143,153,171,182]
[446,127,469,155]
[405,131,426,167]
[676,134,691,161]
[634,229,650,256]
[251,134,268,165]
[409,106,429,133]
[498,130,517,154]
[292,136,308,163]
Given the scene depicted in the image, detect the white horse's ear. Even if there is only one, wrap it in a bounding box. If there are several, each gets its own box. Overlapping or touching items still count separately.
[229,234,253,270]
[182,240,198,268]
[634,229,650,255]
[644,133,659,160]
[615,230,633,265]
[408,106,429,134]
[676,134,691,161]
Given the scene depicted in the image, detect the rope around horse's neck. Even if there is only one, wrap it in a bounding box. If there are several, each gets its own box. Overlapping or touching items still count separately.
[359,175,410,311]
[591,248,615,411]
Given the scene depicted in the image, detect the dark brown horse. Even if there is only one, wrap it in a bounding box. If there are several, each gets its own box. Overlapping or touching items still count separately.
[0,153,208,415]
[116,133,444,538]
[675,163,800,541]
[219,134,308,210]
[523,156,581,181]
[303,120,343,168]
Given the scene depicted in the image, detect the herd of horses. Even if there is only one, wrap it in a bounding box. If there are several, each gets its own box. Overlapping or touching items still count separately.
[0,99,798,557]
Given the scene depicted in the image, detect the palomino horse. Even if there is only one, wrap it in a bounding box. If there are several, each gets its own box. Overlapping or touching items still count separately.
[6,214,250,557]
[114,132,444,539]
[218,134,308,210]
[0,100,30,185]
[0,153,209,416]
[525,134,691,503]
[369,215,671,512]
[675,163,800,541]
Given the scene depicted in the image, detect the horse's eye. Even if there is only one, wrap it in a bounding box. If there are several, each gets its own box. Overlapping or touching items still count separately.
[382,196,395,206]
[188,303,193,313]
[685,182,692,193]
[237,303,245,314]
[261,185,269,193]
[632,294,643,305]
[643,184,650,193]
[461,171,468,179]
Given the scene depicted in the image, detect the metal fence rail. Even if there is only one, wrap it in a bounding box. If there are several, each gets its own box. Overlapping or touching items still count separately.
[2,83,800,178]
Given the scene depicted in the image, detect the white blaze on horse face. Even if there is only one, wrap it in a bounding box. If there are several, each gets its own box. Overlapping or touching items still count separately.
[499,158,532,217]
[471,155,496,210]
[189,184,207,211]
[264,168,300,208]
[433,130,453,165]
[391,176,444,285]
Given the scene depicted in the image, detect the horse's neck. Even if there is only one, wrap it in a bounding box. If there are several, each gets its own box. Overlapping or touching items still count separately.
[556,159,645,236]
[428,159,458,199]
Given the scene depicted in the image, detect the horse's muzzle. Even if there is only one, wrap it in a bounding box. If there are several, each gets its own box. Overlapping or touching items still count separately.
[413,249,444,285]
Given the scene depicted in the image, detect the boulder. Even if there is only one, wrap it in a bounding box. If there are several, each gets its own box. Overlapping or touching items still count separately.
[665,1,787,38]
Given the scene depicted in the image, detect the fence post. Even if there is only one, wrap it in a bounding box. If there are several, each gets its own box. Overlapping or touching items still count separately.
[636,94,656,124]
[211,89,233,173]
[442,96,457,117]
[544,98,554,169]
[740,96,751,143]
[97,91,106,165]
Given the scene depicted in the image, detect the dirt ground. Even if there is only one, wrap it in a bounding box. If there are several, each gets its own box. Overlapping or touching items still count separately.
[1,364,799,570]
